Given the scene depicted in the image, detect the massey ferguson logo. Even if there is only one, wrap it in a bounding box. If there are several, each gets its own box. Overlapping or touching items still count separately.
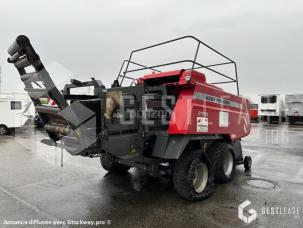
[238,200,257,224]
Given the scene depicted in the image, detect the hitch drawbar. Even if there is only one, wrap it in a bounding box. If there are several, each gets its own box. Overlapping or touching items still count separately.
[7,35,99,156]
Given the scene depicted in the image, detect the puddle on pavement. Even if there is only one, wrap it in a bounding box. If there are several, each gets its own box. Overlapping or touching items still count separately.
[245,178,277,190]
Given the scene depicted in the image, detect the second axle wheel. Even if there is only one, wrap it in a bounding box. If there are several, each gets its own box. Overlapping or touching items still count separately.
[208,142,236,183]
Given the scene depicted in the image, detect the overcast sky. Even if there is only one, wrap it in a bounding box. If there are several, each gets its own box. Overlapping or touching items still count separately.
[0,0,302,102]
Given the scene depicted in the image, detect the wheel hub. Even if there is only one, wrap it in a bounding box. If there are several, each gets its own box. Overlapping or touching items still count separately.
[223,150,234,177]
[193,162,208,193]
[0,127,6,135]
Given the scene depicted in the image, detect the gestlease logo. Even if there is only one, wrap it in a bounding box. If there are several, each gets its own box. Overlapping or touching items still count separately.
[238,200,257,224]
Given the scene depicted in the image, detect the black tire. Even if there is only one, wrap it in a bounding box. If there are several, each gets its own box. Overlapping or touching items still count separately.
[0,125,8,135]
[173,148,214,201]
[208,142,236,183]
[244,156,252,171]
[100,153,130,174]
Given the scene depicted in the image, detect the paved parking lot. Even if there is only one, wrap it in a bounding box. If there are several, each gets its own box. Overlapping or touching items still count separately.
[0,123,302,227]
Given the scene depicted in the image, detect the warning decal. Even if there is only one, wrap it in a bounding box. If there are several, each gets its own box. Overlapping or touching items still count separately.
[197,116,208,132]
[219,111,229,127]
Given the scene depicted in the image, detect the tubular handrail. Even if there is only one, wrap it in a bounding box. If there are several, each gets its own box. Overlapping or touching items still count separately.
[117,35,239,95]
[123,60,237,83]
[117,60,161,77]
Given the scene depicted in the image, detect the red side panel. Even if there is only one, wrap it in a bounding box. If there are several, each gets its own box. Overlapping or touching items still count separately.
[167,89,195,133]
[168,82,251,141]
[178,70,206,85]
[140,69,207,85]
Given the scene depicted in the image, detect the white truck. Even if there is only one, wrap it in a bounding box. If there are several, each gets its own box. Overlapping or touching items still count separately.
[285,94,303,125]
[258,94,284,124]
[0,93,34,135]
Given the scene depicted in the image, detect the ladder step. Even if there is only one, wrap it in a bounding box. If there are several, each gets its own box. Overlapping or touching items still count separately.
[8,51,21,63]
[14,56,31,69]
[21,72,40,82]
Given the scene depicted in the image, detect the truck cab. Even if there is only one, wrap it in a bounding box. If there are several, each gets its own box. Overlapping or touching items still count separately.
[258,94,284,124]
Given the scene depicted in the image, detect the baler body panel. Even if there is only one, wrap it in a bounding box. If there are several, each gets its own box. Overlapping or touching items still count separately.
[167,74,250,141]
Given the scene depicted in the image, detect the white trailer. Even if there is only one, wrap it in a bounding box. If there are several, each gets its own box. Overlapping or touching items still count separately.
[0,94,34,135]
[285,94,303,124]
[258,94,284,124]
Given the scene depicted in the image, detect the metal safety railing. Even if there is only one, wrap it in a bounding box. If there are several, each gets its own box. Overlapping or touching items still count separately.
[116,35,239,95]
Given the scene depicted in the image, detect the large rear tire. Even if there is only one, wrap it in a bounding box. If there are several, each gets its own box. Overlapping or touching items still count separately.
[208,142,236,183]
[173,148,214,201]
[100,153,130,174]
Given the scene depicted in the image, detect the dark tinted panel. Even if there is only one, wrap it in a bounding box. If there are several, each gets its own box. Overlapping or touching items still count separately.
[11,101,22,110]
[261,96,276,103]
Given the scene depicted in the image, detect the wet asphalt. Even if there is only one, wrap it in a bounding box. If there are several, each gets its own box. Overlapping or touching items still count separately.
[0,123,302,228]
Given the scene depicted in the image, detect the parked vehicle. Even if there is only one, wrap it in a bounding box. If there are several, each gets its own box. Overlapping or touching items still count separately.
[250,103,259,122]
[285,94,303,125]
[0,94,34,135]
[8,35,252,201]
[258,94,284,124]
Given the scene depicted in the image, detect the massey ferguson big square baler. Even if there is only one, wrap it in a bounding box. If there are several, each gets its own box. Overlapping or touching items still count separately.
[7,35,252,201]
